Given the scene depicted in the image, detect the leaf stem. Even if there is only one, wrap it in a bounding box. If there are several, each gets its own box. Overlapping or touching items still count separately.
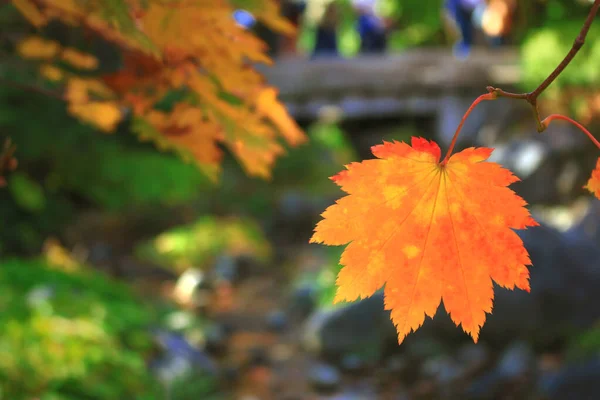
[542,114,600,150]
[440,92,497,165]
[528,0,600,100]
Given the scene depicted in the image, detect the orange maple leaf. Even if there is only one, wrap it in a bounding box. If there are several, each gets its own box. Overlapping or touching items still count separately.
[310,137,539,343]
[585,157,600,199]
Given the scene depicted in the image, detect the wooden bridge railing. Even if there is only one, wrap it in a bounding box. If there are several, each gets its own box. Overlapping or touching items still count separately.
[259,48,521,121]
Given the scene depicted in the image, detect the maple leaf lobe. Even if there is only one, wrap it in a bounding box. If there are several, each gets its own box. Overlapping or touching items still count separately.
[585,157,600,199]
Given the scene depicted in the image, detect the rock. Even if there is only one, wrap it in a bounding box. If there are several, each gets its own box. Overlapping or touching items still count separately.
[308,362,342,393]
[152,330,217,374]
[220,363,240,382]
[487,139,557,204]
[567,199,600,245]
[455,343,490,375]
[465,370,503,400]
[328,389,378,400]
[404,335,448,361]
[247,346,270,367]
[384,354,413,382]
[173,268,212,307]
[151,354,194,385]
[340,353,366,373]
[474,222,600,349]
[212,253,259,284]
[204,323,228,356]
[495,341,535,380]
[302,291,397,361]
[305,221,600,356]
[466,341,535,399]
[538,356,600,400]
[213,254,238,283]
[150,330,218,387]
[266,310,288,332]
[288,284,318,319]
[87,241,113,265]
[268,343,294,363]
[392,390,412,400]
[421,355,464,386]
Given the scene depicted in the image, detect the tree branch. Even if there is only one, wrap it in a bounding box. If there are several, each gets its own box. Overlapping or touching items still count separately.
[488,0,600,131]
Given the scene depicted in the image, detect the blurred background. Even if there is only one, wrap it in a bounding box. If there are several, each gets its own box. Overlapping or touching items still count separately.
[1,0,600,399]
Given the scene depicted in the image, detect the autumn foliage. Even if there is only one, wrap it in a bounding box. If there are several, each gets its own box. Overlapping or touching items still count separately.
[12,0,305,180]
[9,0,600,347]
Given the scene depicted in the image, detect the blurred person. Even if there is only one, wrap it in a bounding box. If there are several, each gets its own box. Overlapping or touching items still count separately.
[443,0,485,58]
[444,0,516,59]
[352,0,389,54]
[312,1,340,59]
[478,0,516,46]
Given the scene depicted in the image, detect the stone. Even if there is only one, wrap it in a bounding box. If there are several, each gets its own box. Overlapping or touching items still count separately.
[340,353,367,373]
[150,330,218,387]
[384,354,412,381]
[465,341,535,399]
[247,346,270,367]
[538,356,600,400]
[266,310,288,332]
[420,355,464,385]
[475,222,600,349]
[305,221,600,358]
[487,139,556,204]
[308,362,342,393]
[288,284,318,319]
[302,291,397,362]
[204,323,228,356]
[495,341,535,380]
[455,343,491,374]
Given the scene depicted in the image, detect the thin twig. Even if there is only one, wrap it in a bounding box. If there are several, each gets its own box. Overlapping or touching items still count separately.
[488,0,600,131]
[528,0,600,100]
[542,114,600,150]
[444,0,600,160]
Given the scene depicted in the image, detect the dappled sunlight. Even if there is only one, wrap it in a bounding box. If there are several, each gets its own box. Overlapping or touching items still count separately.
[137,216,272,273]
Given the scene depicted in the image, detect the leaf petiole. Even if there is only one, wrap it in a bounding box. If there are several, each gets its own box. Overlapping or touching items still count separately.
[541,114,600,150]
[440,92,497,166]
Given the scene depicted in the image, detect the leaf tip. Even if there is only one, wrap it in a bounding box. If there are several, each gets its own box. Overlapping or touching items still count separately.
[330,169,349,184]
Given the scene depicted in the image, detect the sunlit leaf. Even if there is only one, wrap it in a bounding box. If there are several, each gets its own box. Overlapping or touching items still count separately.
[311,138,539,343]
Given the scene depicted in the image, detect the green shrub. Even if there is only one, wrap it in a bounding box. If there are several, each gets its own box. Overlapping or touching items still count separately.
[0,258,159,399]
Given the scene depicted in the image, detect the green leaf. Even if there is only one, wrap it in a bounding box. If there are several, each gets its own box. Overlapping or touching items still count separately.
[8,172,46,212]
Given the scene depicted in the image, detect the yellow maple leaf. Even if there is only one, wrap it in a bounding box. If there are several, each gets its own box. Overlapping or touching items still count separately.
[17,36,60,59]
[12,0,47,27]
[12,0,306,180]
[60,48,99,70]
[255,87,306,146]
[39,64,63,82]
[68,102,122,132]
